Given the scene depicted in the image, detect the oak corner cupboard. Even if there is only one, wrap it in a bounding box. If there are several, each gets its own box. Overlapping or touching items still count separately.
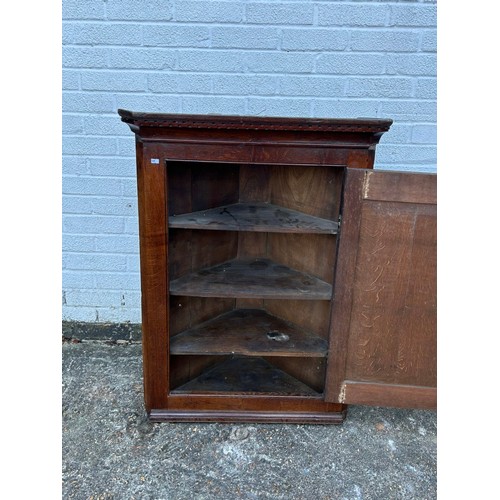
[118,109,436,424]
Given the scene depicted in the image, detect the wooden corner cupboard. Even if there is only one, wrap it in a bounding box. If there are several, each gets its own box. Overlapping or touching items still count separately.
[118,109,436,424]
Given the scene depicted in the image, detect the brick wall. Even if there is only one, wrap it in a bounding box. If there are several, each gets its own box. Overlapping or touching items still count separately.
[62,0,437,323]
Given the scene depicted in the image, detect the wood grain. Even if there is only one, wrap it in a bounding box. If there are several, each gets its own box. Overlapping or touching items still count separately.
[344,200,436,387]
[265,356,326,394]
[169,202,338,234]
[170,308,328,357]
[270,165,342,220]
[149,410,346,424]
[168,229,239,280]
[168,295,235,388]
[339,381,436,409]
[325,169,436,408]
[363,169,436,204]
[121,110,391,423]
[169,355,223,392]
[172,356,320,396]
[118,109,392,133]
[136,141,169,411]
[169,258,333,300]
[168,296,235,337]
[264,299,331,341]
[267,232,337,284]
[191,162,239,211]
[239,164,271,203]
[166,161,192,215]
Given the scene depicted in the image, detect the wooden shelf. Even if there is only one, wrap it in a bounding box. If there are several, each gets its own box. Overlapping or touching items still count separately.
[169,202,338,234]
[170,309,328,357]
[169,258,332,300]
[171,356,320,396]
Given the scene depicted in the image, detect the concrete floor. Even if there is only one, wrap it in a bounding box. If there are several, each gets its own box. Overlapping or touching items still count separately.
[62,341,436,499]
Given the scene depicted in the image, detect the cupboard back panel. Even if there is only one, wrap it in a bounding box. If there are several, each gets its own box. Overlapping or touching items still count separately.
[270,165,343,221]
[168,229,239,280]
[168,162,343,221]
[267,233,337,284]
[169,355,227,391]
[237,231,268,259]
[169,295,235,337]
[264,299,331,341]
[239,164,271,203]
[264,356,326,394]
[167,161,239,215]
[166,161,192,215]
[170,229,336,285]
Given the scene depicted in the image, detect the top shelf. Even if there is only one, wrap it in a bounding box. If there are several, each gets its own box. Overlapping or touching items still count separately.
[169,202,338,234]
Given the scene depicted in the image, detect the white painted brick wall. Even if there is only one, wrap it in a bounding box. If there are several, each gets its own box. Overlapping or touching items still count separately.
[62,0,437,324]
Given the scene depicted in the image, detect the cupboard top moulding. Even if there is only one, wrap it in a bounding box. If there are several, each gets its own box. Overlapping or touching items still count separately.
[118,109,392,168]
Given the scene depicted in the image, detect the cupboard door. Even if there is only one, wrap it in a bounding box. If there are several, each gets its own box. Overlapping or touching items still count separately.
[325,168,436,409]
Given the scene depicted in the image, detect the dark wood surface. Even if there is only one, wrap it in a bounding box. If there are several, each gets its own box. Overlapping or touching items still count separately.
[264,356,326,394]
[338,381,436,409]
[170,308,328,357]
[119,110,391,168]
[168,296,235,337]
[264,299,331,341]
[150,394,347,423]
[120,110,398,423]
[325,169,437,408]
[169,258,333,300]
[172,356,320,396]
[168,354,222,392]
[168,295,235,389]
[270,165,343,220]
[267,232,336,284]
[324,168,367,402]
[362,169,437,204]
[168,229,239,281]
[169,202,338,234]
[135,141,169,411]
[118,109,392,133]
[164,393,345,413]
[149,409,346,424]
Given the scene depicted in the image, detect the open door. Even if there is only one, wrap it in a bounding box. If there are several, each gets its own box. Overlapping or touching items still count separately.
[325,168,436,409]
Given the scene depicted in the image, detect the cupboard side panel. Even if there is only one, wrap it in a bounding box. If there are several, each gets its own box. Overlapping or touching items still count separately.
[136,141,169,411]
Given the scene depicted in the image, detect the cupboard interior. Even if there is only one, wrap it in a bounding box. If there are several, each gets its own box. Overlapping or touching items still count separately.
[166,161,344,396]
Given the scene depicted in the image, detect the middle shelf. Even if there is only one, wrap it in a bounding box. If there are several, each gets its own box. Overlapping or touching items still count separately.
[169,258,333,300]
[170,308,328,357]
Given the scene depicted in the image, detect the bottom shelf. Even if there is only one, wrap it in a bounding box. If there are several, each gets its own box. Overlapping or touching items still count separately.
[171,356,320,397]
